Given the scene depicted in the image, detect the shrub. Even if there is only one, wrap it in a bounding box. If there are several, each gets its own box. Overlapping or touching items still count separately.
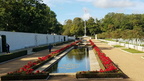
[0,50,27,63]
[1,72,49,80]
[32,45,48,52]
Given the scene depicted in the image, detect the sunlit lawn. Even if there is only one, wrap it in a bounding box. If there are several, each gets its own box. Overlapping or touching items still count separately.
[113,45,124,47]
[122,48,144,53]
[104,39,115,41]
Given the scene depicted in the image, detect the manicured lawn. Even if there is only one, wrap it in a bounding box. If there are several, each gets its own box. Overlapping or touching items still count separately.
[100,41,108,43]
[104,39,115,41]
[113,45,124,47]
[122,48,144,53]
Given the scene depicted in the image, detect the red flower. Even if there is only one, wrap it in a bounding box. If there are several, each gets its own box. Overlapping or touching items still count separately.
[35,70,40,73]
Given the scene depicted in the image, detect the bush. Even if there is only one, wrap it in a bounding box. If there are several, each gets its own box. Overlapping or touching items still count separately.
[32,45,48,52]
[1,73,49,80]
[76,71,124,78]
[32,40,74,52]
[0,50,27,63]
[54,40,74,46]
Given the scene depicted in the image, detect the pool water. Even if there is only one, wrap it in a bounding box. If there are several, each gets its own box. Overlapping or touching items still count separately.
[46,47,90,73]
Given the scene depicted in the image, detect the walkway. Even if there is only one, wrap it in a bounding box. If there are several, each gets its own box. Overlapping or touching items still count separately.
[0,42,72,77]
[89,46,100,71]
[92,39,144,81]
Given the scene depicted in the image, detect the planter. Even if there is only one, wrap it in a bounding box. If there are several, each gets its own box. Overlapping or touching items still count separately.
[76,72,124,78]
[31,57,54,70]
[1,73,49,80]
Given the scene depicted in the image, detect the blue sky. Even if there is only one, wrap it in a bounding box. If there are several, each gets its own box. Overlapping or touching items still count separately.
[42,0,144,24]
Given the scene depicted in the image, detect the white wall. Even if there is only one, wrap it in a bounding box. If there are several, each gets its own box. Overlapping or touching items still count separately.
[0,31,73,51]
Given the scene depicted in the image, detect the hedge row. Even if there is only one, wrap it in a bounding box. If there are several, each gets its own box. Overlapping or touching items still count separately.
[1,73,49,80]
[76,72,124,78]
[32,45,48,52]
[33,40,74,52]
[0,50,27,63]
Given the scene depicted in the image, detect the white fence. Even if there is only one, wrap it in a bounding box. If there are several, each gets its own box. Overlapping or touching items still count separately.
[0,31,75,51]
[99,39,144,52]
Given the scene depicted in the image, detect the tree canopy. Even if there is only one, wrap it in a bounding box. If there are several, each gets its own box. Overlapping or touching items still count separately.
[62,12,144,39]
[0,0,62,34]
[98,12,144,39]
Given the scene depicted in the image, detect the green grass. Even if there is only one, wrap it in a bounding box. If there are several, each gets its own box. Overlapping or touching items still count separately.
[113,45,124,47]
[100,41,108,43]
[104,39,116,41]
[141,44,144,47]
[122,48,144,53]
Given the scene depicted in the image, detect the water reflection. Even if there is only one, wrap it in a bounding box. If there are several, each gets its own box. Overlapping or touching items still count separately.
[46,47,90,73]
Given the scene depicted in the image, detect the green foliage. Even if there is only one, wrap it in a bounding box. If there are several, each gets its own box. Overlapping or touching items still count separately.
[32,45,48,52]
[1,73,49,80]
[76,72,124,78]
[0,50,27,62]
[98,13,144,39]
[62,17,102,36]
[0,0,62,34]
[113,45,124,48]
[63,13,144,39]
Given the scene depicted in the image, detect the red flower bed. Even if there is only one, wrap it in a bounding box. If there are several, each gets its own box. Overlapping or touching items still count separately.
[89,40,117,72]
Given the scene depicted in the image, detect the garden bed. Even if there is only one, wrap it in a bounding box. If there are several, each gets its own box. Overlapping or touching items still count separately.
[76,71,124,78]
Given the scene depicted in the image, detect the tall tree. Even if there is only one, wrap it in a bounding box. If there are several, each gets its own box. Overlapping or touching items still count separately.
[0,0,62,34]
[70,17,84,36]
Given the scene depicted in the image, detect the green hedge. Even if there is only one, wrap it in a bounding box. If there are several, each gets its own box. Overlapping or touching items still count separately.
[76,71,124,78]
[1,73,49,80]
[0,50,27,63]
[32,40,74,52]
[32,45,48,52]
[54,40,74,46]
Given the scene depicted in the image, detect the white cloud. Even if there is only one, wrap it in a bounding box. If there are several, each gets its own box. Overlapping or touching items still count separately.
[81,8,91,20]
[42,0,72,7]
[93,0,134,8]
[128,1,144,14]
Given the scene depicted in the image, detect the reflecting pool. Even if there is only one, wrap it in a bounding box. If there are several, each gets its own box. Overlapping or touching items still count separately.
[46,47,90,73]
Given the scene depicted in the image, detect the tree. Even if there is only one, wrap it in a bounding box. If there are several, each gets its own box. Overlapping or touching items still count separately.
[70,17,84,36]
[0,0,62,34]
[62,19,73,35]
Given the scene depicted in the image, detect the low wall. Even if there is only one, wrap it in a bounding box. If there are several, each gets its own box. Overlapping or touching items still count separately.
[99,39,144,52]
[0,31,75,51]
